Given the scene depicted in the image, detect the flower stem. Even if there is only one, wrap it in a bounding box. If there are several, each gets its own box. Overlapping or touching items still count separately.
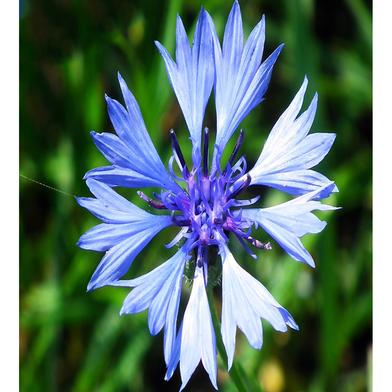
[207,287,263,392]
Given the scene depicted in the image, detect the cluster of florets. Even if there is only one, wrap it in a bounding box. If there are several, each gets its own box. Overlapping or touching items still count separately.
[137,128,271,277]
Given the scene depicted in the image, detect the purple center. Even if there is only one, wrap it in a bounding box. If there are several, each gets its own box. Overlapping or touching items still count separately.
[138,129,271,272]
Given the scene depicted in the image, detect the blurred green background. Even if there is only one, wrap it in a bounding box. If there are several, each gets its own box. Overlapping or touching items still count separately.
[20,0,372,391]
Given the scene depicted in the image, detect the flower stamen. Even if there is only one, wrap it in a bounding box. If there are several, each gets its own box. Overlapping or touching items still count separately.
[170,129,189,177]
[137,191,167,209]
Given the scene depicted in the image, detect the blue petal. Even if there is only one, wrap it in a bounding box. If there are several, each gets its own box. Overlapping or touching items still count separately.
[256,169,337,197]
[259,77,311,153]
[229,45,283,135]
[219,244,297,369]
[92,75,178,192]
[242,183,338,267]
[76,197,135,224]
[113,246,189,365]
[165,323,182,381]
[108,75,171,172]
[269,133,336,173]
[91,130,171,188]
[86,214,172,291]
[249,78,337,196]
[90,131,134,169]
[84,178,133,210]
[77,222,137,251]
[163,271,184,365]
[78,179,159,221]
[117,72,158,155]
[147,252,187,336]
[84,165,166,189]
[78,180,174,290]
[179,266,217,391]
[155,9,214,151]
[116,246,188,310]
[208,5,282,159]
[257,217,316,267]
[221,1,243,104]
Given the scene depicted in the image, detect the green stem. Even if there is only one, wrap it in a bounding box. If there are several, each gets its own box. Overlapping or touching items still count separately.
[207,287,262,392]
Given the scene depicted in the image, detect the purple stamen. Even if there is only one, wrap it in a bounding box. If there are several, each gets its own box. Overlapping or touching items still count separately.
[229,156,248,182]
[234,233,257,259]
[227,174,251,200]
[137,191,167,209]
[172,215,192,227]
[203,127,209,176]
[170,129,189,177]
[224,129,244,175]
[245,236,272,250]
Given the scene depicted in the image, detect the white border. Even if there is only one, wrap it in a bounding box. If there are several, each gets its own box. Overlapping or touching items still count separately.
[373,0,392,390]
[6,0,387,390]
[0,0,19,390]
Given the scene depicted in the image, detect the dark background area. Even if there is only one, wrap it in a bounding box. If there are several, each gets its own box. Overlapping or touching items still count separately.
[20,0,372,391]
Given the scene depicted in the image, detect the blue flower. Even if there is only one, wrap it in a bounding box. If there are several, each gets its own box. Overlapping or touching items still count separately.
[78,1,337,390]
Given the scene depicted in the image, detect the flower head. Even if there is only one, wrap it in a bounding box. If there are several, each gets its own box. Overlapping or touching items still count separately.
[78,1,337,390]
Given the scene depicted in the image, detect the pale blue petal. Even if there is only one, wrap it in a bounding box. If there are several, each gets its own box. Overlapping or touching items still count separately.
[220,263,236,368]
[77,179,161,224]
[163,266,184,365]
[259,218,315,266]
[84,178,133,210]
[262,182,338,214]
[180,266,217,390]
[165,323,182,381]
[91,130,167,185]
[156,9,214,151]
[249,79,337,196]
[175,16,192,74]
[84,165,165,189]
[222,1,243,67]
[235,17,265,87]
[111,256,172,288]
[80,179,158,220]
[242,183,337,267]
[268,133,336,173]
[255,169,337,197]
[278,308,299,330]
[148,252,187,335]
[220,1,243,108]
[260,210,327,237]
[154,41,179,89]
[226,44,283,145]
[76,197,136,224]
[120,272,168,314]
[220,244,264,367]
[118,247,188,314]
[91,131,134,169]
[114,246,189,366]
[220,244,297,369]
[118,268,174,314]
[213,15,268,151]
[86,215,172,290]
[92,75,178,191]
[148,279,175,335]
[260,77,310,156]
[77,223,136,251]
[208,4,283,167]
[116,72,158,155]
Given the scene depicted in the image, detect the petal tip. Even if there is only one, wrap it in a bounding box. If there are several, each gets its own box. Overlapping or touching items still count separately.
[86,281,96,292]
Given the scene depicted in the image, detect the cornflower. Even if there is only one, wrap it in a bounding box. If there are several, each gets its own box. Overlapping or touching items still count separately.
[77,1,337,389]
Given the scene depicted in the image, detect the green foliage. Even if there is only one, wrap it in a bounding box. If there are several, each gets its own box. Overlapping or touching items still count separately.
[20,0,371,391]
